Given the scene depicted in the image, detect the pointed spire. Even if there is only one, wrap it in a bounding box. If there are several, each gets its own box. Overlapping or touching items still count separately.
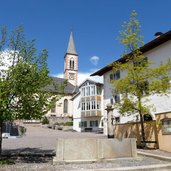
[66,32,77,55]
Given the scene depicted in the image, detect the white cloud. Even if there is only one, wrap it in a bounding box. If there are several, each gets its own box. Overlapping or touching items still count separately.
[77,72,103,85]
[90,56,100,65]
[54,70,103,86]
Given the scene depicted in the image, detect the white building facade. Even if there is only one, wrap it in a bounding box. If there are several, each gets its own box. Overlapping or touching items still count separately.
[72,79,104,132]
[91,30,171,135]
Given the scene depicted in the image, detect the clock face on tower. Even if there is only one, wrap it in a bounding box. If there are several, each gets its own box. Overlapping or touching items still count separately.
[69,73,75,80]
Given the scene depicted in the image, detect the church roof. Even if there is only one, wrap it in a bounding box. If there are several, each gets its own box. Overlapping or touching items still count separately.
[44,77,79,95]
[66,32,77,55]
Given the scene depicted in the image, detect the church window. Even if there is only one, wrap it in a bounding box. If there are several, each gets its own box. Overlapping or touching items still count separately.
[70,58,74,70]
[63,99,68,113]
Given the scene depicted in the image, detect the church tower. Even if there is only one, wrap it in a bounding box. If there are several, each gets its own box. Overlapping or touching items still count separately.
[64,32,78,86]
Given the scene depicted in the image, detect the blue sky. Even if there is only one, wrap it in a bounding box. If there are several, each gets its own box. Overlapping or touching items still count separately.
[0,0,171,84]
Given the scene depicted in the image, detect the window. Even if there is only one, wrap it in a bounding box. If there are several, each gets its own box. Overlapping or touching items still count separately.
[63,99,68,113]
[114,94,120,103]
[96,101,100,109]
[162,119,171,135]
[69,58,74,70]
[86,87,90,96]
[79,121,87,127]
[51,107,56,113]
[86,101,90,110]
[90,120,98,127]
[91,86,95,95]
[115,117,120,123]
[81,102,85,111]
[97,86,101,95]
[110,98,114,105]
[110,70,120,80]
[81,87,85,97]
[91,101,96,110]
[101,120,104,127]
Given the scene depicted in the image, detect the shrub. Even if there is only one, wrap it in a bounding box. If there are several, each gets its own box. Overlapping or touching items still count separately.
[41,117,49,124]
[64,121,73,126]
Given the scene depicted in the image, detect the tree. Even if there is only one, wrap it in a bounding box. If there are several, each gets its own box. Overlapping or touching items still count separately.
[0,26,64,155]
[111,11,171,148]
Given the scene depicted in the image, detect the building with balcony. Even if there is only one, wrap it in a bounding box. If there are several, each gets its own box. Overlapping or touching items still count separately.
[72,79,104,132]
[91,30,171,135]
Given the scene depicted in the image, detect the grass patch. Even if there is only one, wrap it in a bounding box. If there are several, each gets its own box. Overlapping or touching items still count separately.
[0,159,15,165]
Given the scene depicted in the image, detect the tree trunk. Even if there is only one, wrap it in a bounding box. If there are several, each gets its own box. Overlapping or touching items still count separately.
[0,122,3,157]
[138,97,146,148]
[139,112,146,148]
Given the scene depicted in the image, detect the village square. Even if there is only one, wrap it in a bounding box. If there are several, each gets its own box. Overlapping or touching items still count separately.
[0,0,171,170]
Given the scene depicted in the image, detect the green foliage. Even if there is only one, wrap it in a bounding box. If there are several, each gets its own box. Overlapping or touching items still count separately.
[0,26,64,123]
[64,121,73,126]
[0,159,15,165]
[0,26,67,154]
[112,11,171,116]
[41,117,49,125]
[111,11,171,147]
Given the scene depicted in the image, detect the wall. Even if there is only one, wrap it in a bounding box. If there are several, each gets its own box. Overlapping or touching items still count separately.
[72,93,81,132]
[103,40,171,126]
[114,121,159,149]
[46,95,73,117]
[72,80,104,132]
[156,112,171,152]
[47,116,72,126]
[53,138,137,163]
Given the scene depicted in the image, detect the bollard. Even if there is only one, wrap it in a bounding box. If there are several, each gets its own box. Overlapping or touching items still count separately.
[105,103,114,138]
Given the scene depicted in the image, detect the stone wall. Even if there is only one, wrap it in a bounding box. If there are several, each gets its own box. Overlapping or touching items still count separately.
[53,138,137,163]
[47,116,72,126]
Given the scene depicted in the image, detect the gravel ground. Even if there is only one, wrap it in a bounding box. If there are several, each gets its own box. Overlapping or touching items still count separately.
[1,125,171,171]
[0,156,170,171]
[138,149,171,157]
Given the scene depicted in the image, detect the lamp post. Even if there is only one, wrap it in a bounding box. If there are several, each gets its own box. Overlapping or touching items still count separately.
[105,103,114,138]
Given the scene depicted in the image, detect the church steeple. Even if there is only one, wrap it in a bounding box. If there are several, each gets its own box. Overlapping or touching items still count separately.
[66,32,77,55]
[64,32,78,86]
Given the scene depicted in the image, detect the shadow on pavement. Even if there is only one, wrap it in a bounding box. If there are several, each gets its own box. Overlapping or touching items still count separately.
[1,148,55,163]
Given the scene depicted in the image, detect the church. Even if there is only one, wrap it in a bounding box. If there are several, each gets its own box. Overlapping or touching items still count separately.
[46,32,79,118]
[45,33,104,133]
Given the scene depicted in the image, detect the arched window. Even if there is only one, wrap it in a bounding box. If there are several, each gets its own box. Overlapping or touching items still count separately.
[63,99,68,113]
[70,58,74,70]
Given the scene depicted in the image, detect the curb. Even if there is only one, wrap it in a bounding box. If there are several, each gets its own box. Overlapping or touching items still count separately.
[137,151,171,161]
[93,163,171,171]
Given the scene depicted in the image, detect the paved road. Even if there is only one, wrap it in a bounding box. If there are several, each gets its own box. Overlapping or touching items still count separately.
[1,125,171,171]
[2,125,106,154]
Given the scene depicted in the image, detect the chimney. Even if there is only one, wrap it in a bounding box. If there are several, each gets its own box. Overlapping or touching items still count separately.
[154,32,163,38]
